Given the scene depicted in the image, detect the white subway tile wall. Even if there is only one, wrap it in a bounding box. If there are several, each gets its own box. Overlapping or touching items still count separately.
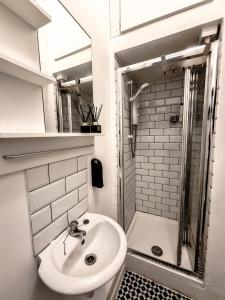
[26,155,88,255]
[26,165,49,191]
[78,155,87,171]
[31,206,51,235]
[135,77,184,220]
[49,158,77,182]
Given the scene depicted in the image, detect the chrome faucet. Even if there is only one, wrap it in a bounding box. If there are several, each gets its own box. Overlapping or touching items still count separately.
[69,220,86,238]
[63,220,87,255]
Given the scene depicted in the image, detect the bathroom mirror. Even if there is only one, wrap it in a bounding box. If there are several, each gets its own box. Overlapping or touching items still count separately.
[38,0,93,133]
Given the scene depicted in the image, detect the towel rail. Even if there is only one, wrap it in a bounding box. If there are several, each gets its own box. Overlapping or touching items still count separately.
[2,144,94,160]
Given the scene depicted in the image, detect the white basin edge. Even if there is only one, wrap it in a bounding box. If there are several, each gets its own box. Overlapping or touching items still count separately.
[38,212,127,295]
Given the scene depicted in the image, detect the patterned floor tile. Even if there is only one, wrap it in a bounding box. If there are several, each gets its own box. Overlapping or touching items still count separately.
[116,270,191,300]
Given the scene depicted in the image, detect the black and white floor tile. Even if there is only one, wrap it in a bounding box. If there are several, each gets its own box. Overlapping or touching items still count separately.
[116,270,191,300]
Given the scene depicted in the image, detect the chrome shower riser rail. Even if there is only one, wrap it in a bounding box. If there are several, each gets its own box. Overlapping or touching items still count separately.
[56,87,64,132]
[67,94,73,132]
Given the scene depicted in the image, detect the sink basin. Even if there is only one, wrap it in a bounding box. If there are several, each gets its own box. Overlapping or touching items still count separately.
[38,213,127,295]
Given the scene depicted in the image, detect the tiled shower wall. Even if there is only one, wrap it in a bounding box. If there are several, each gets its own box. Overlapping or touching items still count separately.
[135,77,184,220]
[123,78,136,231]
[26,156,88,255]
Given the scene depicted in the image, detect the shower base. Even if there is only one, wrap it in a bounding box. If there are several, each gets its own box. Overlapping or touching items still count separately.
[127,211,192,271]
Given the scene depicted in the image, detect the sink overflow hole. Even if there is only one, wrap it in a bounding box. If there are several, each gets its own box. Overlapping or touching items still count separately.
[151,245,163,257]
[85,254,97,265]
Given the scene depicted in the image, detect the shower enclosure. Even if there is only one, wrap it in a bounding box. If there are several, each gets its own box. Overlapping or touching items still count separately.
[117,40,219,278]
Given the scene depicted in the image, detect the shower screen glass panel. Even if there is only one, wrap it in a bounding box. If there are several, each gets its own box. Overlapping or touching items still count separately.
[186,68,206,269]
[177,67,206,270]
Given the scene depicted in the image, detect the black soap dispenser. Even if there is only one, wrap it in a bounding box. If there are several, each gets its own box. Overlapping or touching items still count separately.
[91,158,104,188]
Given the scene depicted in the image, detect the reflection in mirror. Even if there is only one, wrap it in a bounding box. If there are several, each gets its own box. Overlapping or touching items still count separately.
[57,70,94,133]
[38,0,95,133]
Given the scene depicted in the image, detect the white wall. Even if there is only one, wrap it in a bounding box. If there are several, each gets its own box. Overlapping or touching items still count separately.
[112,0,224,53]
[38,0,91,63]
[120,0,209,32]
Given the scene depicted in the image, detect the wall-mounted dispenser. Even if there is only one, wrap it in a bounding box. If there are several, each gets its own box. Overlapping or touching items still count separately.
[91,159,104,188]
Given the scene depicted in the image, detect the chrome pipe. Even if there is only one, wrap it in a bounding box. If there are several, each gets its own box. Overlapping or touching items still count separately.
[67,93,72,132]
[56,88,64,132]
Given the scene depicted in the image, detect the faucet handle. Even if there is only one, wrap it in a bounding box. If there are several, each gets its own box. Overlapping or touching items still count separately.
[69,220,78,231]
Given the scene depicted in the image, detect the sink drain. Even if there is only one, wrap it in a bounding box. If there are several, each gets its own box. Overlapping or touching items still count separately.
[85,254,97,265]
[151,245,163,257]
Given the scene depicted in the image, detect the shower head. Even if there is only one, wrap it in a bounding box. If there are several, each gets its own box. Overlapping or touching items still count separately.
[129,83,150,102]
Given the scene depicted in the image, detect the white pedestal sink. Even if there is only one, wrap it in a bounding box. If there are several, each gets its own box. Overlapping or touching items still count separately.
[38,213,127,295]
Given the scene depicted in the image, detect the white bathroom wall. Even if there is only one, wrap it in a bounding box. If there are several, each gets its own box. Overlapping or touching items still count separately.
[112,1,222,54]
[38,0,91,66]
[43,0,90,60]
[111,0,210,35]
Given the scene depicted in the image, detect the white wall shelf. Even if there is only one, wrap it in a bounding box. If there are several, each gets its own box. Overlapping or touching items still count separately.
[0,0,51,29]
[0,132,104,138]
[0,52,55,86]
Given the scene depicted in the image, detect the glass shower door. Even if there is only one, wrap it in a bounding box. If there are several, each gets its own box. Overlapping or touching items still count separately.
[185,68,206,270]
[177,40,219,275]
